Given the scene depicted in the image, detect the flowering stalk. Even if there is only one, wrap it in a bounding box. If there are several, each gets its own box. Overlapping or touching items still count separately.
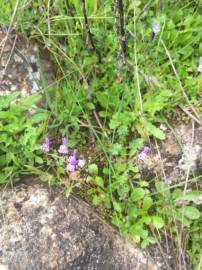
[41,137,51,153]
[58,137,68,154]
[67,150,86,172]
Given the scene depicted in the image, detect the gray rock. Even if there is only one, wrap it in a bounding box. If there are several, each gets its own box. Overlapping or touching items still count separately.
[0,26,54,97]
[0,184,158,270]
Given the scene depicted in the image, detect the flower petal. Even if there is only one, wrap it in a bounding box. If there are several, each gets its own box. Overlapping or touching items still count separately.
[67,164,76,172]
[58,145,68,154]
[78,159,86,168]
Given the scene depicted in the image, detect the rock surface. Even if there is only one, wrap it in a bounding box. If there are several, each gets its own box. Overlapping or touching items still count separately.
[137,122,202,184]
[0,26,53,97]
[0,184,158,270]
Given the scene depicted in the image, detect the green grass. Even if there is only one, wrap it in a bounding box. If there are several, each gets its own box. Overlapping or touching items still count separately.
[0,0,202,269]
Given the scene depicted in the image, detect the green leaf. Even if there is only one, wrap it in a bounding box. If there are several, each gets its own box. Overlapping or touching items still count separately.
[129,224,148,239]
[131,188,145,202]
[142,196,153,211]
[0,173,8,184]
[114,162,127,173]
[111,143,122,155]
[29,112,50,124]
[88,163,98,176]
[155,181,170,197]
[11,94,41,112]
[103,194,111,209]
[128,206,138,219]
[113,200,123,213]
[174,191,202,204]
[145,121,165,140]
[92,195,101,205]
[151,216,164,229]
[35,156,44,164]
[0,111,16,120]
[94,176,104,188]
[0,92,20,109]
[140,216,151,225]
[180,206,200,220]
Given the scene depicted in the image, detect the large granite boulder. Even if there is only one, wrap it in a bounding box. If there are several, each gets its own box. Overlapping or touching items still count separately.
[0,184,158,270]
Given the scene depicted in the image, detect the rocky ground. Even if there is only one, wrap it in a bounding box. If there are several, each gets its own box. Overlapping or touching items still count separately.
[0,184,159,270]
[137,121,202,187]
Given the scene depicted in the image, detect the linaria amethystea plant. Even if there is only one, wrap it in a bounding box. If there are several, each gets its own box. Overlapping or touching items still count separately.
[58,137,68,154]
[67,150,86,172]
[41,137,51,153]
[138,146,151,161]
[197,57,202,73]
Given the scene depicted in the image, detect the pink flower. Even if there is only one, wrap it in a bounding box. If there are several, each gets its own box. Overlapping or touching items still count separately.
[58,137,68,154]
[138,146,151,161]
[67,150,86,172]
[41,137,51,153]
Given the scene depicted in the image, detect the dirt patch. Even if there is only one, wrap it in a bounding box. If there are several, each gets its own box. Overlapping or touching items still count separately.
[137,122,202,185]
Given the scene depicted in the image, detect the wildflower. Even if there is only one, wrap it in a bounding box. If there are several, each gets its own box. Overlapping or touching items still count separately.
[41,137,51,153]
[58,137,68,154]
[152,21,160,36]
[197,57,202,73]
[138,146,151,161]
[67,150,86,172]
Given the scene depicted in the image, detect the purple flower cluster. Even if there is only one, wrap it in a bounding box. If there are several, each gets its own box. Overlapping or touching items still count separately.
[137,146,151,161]
[67,150,86,172]
[41,137,85,173]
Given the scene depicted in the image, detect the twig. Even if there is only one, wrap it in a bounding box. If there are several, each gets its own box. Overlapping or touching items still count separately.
[178,105,202,126]
[136,0,153,22]
[47,0,51,45]
[2,34,17,75]
[65,0,76,25]
[81,0,101,63]
[154,138,167,181]
[114,0,128,65]
[0,0,20,59]
[151,228,172,270]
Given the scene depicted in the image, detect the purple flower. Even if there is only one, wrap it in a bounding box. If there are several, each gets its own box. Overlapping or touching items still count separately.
[152,21,160,35]
[197,57,202,73]
[41,137,51,153]
[58,137,68,154]
[67,150,86,172]
[143,146,151,154]
[137,146,151,161]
